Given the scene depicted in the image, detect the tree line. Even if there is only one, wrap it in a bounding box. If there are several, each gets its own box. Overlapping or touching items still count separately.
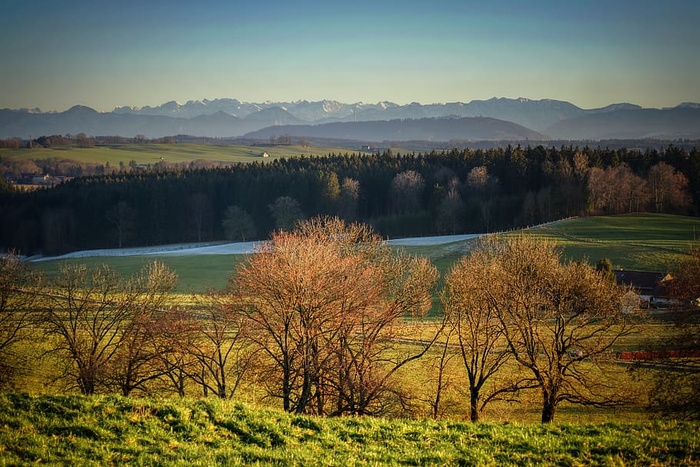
[1,145,698,255]
[0,134,178,149]
[2,217,697,422]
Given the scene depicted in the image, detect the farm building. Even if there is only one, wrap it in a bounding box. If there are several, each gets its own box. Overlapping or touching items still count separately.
[614,270,673,308]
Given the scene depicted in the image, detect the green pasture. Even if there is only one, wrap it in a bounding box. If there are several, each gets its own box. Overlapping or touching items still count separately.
[33,254,246,294]
[0,393,697,466]
[0,143,364,166]
[10,214,699,450]
[516,213,700,272]
[31,214,700,294]
[399,213,700,280]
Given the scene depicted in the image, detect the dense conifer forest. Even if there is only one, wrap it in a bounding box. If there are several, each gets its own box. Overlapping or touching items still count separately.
[1,145,698,255]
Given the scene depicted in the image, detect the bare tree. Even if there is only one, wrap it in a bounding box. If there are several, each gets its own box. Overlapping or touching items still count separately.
[222,205,257,241]
[105,261,178,396]
[443,247,529,421]
[466,166,489,190]
[436,177,464,234]
[587,165,649,214]
[230,218,368,413]
[330,250,439,416]
[229,217,438,416]
[150,308,198,397]
[468,236,633,422]
[647,162,691,214]
[183,292,255,399]
[268,196,305,231]
[41,261,178,396]
[466,166,497,231]
[338,177,360,222]
[647,242,700,419]
[105,201,136,248]
[423,324,457,419]
[188,192,212,242]
[391,170,425,215]
[75,132,95,148]
[0,253,41,389]
[587,167,610,214]
[41,264,128,395]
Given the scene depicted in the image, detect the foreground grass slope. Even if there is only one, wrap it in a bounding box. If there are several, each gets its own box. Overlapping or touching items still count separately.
[0,393,697,466]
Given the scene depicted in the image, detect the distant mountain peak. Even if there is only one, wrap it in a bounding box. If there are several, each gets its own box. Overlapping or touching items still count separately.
[160,101,182,110]
[65,105,99,114]
[590,103,642,113]
[378,101,397,110]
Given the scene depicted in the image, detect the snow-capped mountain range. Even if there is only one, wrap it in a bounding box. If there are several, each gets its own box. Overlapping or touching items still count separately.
[1,97,699,141]
[111,97,644,131]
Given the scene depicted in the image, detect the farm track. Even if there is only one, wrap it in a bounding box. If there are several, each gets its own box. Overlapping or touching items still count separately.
[544,227,689,255]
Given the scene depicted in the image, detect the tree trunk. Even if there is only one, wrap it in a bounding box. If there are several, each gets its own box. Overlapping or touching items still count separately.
[541,388,558,423]
[282,364,291,412]
[177,376,186,397]
[79,365,97,396]
[469,388,480,422]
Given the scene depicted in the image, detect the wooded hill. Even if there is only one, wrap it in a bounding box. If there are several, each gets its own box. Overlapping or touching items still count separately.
[1,144,698,255]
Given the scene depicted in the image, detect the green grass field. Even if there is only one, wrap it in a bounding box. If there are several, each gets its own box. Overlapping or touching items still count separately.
[9,214,700,463]
[33,254,245,294]
[516,213,700,272]
[31,214,700,293]
[0,143,365,166]
[0,393,697,466]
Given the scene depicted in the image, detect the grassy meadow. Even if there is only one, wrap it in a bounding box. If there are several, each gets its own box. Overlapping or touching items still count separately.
[0,393,697,466]
[32,214,700,294]
[0,143,366,166]
[32,254,246,294]
[7,213,700,464]
[516,213,700,272]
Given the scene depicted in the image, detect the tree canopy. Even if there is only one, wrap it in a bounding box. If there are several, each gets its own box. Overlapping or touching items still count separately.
[1,145,698,255]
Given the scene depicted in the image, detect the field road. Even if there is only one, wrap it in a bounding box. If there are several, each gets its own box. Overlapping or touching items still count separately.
[28,234,485,262]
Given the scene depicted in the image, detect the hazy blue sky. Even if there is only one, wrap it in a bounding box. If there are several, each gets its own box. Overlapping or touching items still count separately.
[2,0,698,111]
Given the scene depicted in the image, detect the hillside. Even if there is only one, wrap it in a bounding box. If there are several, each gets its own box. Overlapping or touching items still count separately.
[516,214,700,272]
[546,107,700,140]
[0,393,696,465]
[31,215,700,293]
[242,117,547,142]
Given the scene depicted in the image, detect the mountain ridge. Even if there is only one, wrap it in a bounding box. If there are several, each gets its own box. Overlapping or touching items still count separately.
[242,116,547,142]
[1,98,699,141]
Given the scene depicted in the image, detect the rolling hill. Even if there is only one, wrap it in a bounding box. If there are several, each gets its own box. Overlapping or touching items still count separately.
[546,106,700,140]
[31,214,700,293]
[242,117,547,142]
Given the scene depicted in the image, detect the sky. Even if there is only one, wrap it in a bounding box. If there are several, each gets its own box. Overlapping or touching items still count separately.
[2,0,699,112]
